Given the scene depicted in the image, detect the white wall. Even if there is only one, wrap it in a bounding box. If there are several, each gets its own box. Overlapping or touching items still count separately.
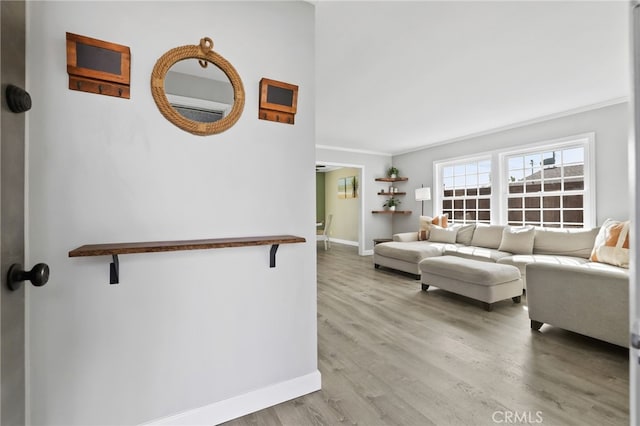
[392,102,630,234]
[26,2,317,425]
[315,147,392,253]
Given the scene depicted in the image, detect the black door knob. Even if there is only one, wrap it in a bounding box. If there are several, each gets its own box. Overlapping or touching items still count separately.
[8,263,49,291]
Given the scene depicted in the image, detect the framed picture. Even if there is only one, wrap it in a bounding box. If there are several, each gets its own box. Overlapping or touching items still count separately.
[345,176,358,198]
[338,178,347,199]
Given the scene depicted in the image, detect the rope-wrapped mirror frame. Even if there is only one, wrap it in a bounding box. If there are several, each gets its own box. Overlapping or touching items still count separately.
[150,37,245,136]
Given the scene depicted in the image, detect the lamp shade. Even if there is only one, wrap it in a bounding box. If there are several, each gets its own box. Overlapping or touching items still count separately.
[415,187,431,201]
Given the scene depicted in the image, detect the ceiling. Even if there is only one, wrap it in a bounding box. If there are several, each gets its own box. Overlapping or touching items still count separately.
[315,1,630,155]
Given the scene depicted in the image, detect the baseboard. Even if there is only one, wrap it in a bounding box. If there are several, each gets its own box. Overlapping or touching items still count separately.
[328,238,358,247]
[142,370,321,426]
[323,239,374,255]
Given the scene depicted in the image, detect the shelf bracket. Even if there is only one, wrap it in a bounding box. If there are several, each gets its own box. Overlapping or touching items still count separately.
[110,255,119,284]
[270,244,279,268]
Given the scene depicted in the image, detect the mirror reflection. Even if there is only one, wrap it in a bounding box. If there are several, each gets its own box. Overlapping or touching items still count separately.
[164,59,233,123]
[150,37,245,136]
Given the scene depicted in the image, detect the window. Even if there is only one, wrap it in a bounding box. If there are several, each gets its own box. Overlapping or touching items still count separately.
[505,144,588,228]
[434,133,594,228]
[440,158,491,224]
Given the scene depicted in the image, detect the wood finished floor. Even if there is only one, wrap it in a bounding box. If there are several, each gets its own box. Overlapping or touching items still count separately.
[224,243,629,425]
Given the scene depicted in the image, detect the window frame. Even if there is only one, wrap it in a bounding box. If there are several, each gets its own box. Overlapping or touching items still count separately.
[433,132,595,228]
[498,133,595,228]
[433,154,495,224]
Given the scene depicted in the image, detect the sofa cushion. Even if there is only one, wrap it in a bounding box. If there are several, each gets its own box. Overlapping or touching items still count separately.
[418,214,449,240]
[393,232,419,242]
[450,223,476,245]
[470,225,505,249]
[374,241,450,264]
[419,256,520,285]
[443,245,512,263]
[497,254,589,278]
[498,226,535,254]
[428,226,458,243]
[533,227,599,259]
[576,260,630,277]
[590,219,630,268]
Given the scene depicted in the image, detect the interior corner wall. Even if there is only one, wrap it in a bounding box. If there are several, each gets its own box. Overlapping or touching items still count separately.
[315,148,393,253]
[323,168,359,243]
[25,2,317,425]
[392,102,630,234]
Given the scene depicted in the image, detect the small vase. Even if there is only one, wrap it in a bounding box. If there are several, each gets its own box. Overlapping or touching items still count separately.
[391,173,397,179]
[389,206,396,212]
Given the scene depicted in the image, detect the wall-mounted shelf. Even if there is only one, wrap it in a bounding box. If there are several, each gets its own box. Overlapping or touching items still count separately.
[69,235,306,284]
[377,191,406,196]
[372,210,412,215]
[375,177,408,182]
[375,176,410,216]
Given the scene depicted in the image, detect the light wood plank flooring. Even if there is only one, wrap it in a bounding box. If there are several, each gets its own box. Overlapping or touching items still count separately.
[225,243,629,425]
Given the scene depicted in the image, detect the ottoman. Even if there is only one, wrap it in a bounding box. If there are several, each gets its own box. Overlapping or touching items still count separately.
[419,256,523,311]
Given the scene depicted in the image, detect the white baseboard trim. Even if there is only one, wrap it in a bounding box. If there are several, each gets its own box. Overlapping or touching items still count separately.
[361,249,373,256]
[142,370,321,426]
[328,238,358,247]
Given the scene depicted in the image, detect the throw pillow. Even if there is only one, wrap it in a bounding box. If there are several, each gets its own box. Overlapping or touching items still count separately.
[450,223,476,245]
[470,224,505,249]
[533,227,600,259]
[590,219,630,268]
[498,226,535,254]
[428,225,458,243]
[417,214,449,241]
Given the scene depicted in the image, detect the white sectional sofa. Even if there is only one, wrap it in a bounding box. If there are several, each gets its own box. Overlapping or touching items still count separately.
[527,262,628,347]
[374,224,600,289]
[373,223,630,346]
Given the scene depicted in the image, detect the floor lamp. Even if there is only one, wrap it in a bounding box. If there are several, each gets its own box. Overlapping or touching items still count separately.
[415,186,431,216]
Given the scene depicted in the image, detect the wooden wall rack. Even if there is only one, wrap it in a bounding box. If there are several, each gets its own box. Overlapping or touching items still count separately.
[259,78,298,124]
[66,32,131,99]
[69,235,305,284]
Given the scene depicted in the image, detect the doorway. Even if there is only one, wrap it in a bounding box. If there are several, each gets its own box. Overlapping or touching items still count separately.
[315,162,366,255]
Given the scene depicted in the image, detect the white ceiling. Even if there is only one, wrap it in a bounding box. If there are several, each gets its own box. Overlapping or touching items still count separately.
[315,1,630,155]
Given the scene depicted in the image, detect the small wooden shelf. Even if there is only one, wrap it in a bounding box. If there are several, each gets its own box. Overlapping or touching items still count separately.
[378,191,406,196]
[372,210,412,215]
[69,235,306,284]
[375,177,408,182]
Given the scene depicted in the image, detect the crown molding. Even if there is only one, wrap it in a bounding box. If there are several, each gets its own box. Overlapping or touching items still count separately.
[315,144,392,157]
[394,96,629,156]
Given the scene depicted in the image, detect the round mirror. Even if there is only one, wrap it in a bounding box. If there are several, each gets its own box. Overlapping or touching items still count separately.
[151,38,245,136]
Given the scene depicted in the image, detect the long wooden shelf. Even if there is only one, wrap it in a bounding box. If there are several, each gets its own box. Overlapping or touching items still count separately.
[377,191,406,196]
[372,210,412,215]
[69,235,306,284]
[69,235,305,257]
